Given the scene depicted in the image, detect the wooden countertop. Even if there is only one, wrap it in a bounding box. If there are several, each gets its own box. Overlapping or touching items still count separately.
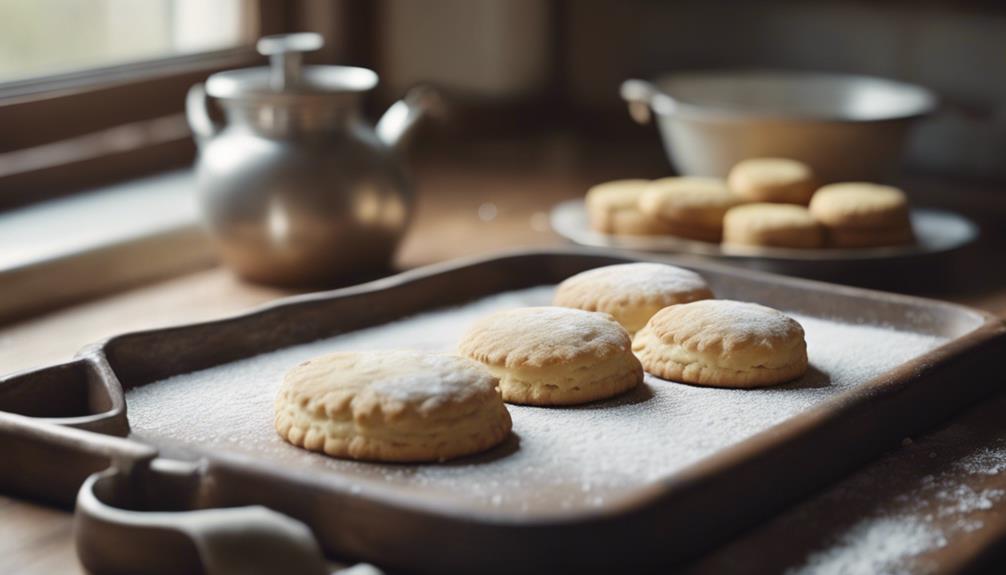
[2,139,1005,573]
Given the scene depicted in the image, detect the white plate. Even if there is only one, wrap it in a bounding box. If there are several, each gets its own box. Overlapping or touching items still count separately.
[550,200,978,262]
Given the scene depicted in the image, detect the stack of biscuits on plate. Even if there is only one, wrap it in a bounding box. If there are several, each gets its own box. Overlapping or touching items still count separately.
[275,262,810,465]
[586,158,915,250]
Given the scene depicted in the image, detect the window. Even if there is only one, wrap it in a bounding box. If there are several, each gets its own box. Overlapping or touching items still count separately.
[0,0,254,83]
[0,0,289,210]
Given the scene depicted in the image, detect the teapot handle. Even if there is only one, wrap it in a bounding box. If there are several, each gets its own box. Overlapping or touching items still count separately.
[186,83,223,145]
[376,85,442,152]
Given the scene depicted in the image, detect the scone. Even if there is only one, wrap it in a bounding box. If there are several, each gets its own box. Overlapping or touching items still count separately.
[585,179,674,235]
[275,350,512,462]
[723,203,825,249]
[808,183,915,248]
[459,307,642,406]
[553,263,714,334]
[728,158,817,204]
[633,300,808,388]
[638,177,742,242]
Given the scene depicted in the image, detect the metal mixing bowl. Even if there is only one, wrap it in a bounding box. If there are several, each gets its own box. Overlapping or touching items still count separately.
[621,70,937,182]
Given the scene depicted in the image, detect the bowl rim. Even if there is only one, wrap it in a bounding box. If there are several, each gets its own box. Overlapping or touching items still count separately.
[646,69,939,124]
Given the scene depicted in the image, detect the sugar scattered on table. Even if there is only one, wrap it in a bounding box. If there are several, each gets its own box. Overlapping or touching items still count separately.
[783,435,1006,574]
[954,443,1006,476]
[787,517,947,575]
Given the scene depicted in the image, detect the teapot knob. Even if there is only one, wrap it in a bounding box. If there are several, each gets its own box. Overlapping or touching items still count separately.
[256,33,324,90]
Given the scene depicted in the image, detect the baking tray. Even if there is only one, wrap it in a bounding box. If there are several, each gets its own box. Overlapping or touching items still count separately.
[2,248,1004,574]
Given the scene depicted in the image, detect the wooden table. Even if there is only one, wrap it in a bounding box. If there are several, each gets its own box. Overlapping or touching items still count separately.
[2,139,1005,573]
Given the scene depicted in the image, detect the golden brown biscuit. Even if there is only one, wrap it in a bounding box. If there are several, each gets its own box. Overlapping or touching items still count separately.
[723,203,825,249]
[459,306,642,406]
[553,263,714,334]
[585,179,674,235]
[809,183,914,248]
[275,351,511,462]
[638,177,741,242]
[633,300,808,388]
[809,182,910,227]
[728,158,817,204]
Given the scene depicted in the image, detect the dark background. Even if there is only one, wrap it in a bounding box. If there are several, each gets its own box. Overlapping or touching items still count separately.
[329,0,1006,180]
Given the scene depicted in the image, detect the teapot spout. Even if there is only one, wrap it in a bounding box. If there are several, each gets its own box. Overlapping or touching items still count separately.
[376,86,440,152]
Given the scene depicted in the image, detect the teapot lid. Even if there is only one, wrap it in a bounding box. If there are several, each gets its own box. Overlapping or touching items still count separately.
[205,33,377,101]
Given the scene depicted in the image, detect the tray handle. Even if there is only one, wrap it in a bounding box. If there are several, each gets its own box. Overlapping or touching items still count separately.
[76,468,331,575]
[0,411,154,471]
[0,410,154,504]
[1,413,368,573]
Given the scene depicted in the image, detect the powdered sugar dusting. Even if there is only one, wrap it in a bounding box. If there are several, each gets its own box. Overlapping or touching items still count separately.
[784,442,1006,575]
[788,518,947,575]
[461,306,630,366]
[127,286,948,516]
[362,352,496,405]
[653,299,803,350]
[954,445,1006,477]
[686,427,1006,574]
[560,263,710,298]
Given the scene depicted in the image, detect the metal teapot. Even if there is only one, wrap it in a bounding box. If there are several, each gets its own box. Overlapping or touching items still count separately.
[186,33,436,286]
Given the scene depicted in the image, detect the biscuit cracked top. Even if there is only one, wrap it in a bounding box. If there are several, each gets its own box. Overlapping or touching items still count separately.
[554,263,713,311]
[459,306,632,368]
[280,351,499,422]
[646,299,805,355]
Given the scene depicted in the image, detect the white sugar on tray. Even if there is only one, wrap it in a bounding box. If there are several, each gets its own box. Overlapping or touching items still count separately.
[127,285,948,516]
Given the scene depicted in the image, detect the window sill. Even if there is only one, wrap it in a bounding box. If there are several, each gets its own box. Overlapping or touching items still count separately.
[0,170,215,323]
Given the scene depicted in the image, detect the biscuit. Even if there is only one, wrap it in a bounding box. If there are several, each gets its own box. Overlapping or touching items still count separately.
[553,263,714,334]
[809,183,914,248]
[275,351,512,462]
[638,177,741,242]
[632,300,808,388]
[728,158,817,204]
[459,307,642,405]
[723,203,825,249]
[585,179,674,235]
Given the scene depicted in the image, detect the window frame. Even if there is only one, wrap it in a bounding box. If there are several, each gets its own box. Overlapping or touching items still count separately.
[0,0,303,210]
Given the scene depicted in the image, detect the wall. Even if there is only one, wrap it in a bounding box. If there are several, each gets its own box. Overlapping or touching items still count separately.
[562,0,1006,178]
[367,0,1006,178]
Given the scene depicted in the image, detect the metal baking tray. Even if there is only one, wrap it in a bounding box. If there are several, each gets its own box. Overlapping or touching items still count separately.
[2,248,1004,574]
